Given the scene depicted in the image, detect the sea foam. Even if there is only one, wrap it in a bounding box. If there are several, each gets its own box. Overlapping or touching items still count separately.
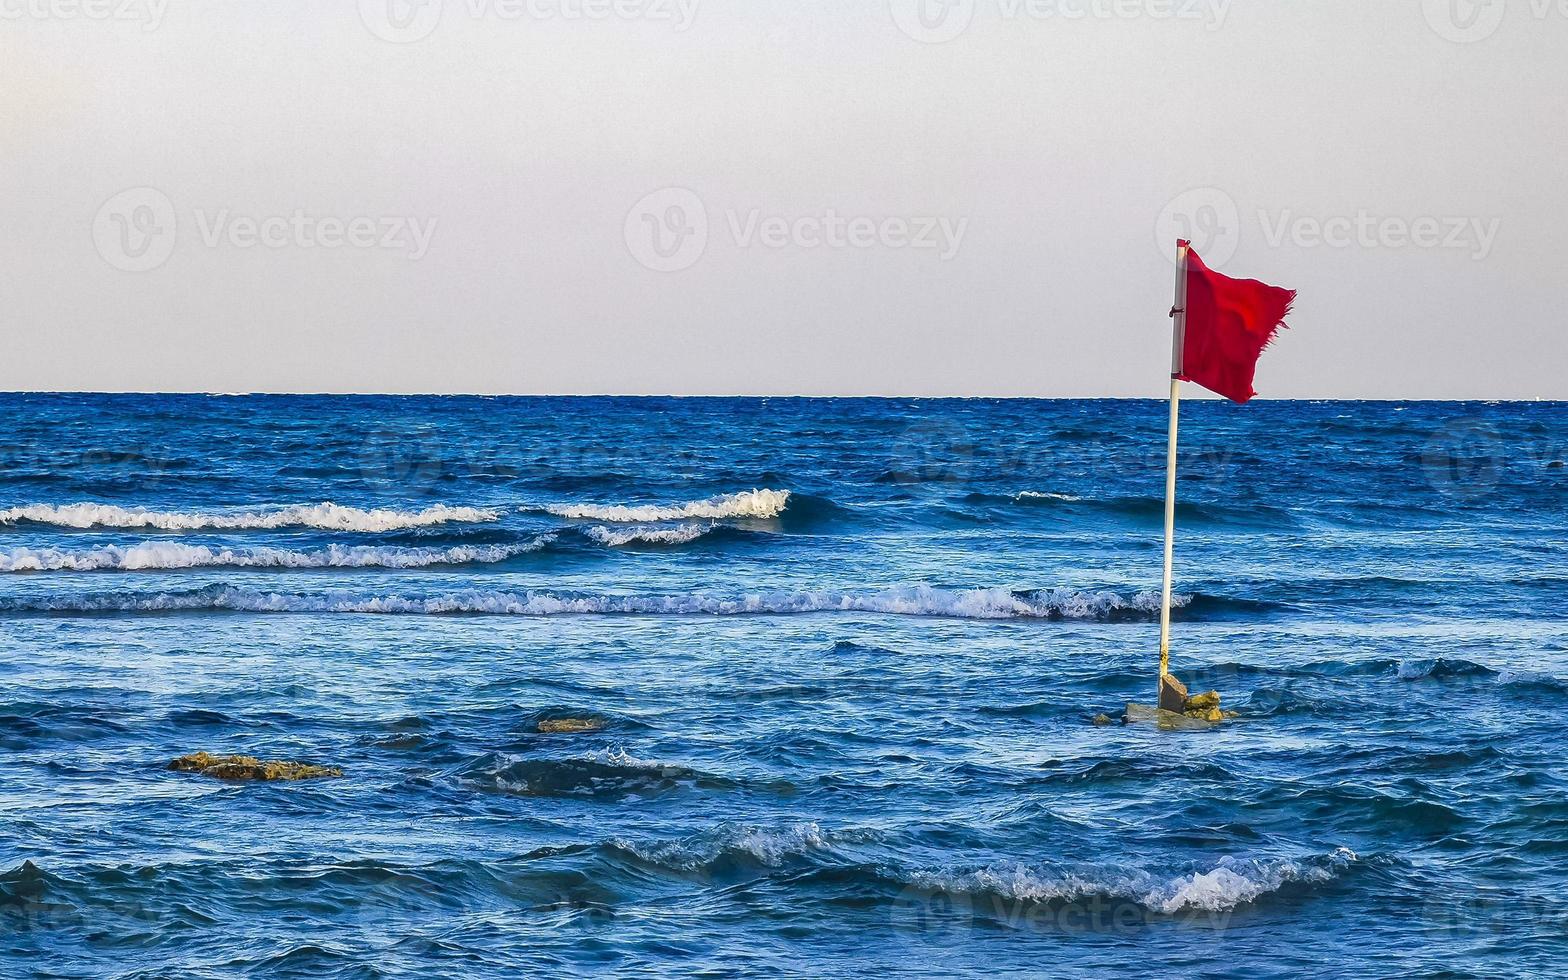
[0,537,553,572]
[613,821,833,871]
[909,848,1356,914]
[585,524,713,547]
[3,584,1186,619]
[0,502,501,532]
[539,489,790,522]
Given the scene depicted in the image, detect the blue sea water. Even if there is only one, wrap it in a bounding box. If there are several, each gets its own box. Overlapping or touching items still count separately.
[1,394,1565,978]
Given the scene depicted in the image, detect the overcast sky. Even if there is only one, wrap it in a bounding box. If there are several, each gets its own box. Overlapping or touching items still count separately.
[2,0,1564,398]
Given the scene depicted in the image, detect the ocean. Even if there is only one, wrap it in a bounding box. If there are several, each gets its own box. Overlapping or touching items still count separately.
[1,394,1565,977]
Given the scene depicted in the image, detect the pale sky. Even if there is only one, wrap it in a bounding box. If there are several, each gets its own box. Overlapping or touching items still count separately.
[2,0,1564,398]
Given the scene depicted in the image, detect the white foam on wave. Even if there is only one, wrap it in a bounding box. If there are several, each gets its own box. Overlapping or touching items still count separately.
[0,537,553,572]
[1396,660,1429,680]
[8,584,1187,619]
[910,848,1356,914]
[540,489,790,522]
[1497,669,1568,690]
[583,746,671,771]
[0,502,501,532]
[1017,491,1084,502]
[614,821,833,871]
[585,524,712,547]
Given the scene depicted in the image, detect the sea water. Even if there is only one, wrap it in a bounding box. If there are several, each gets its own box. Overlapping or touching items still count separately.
[1,394,1565,977]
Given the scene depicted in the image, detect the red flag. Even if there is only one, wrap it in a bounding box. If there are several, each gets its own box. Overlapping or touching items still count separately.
[1174,241,1296,404]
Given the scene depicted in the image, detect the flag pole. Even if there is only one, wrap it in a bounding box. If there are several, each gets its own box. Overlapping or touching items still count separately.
[1159,241,1190,702]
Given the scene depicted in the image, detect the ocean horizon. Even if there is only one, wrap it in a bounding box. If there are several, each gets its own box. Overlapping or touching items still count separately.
[3,393,1565,977]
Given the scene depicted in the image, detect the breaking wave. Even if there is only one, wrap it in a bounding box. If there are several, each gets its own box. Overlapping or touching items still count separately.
[611,822,837,871]
[0,502,501,532]
[0,537,554,572]
[1396,658,1499,681]
[0,584,1192,620]
[585,524,713,547]
[907,848,1357,914]
[537,489,791,522]
[451,747,729,799]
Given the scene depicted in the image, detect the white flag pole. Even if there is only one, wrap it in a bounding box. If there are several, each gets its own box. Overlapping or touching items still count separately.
[1159,241,1190,700]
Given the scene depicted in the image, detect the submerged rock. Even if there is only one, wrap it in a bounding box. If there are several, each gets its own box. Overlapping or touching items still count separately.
[537,718,604,734]
[168,752,342,781]
[1124,687,1239,729]
[1124,703,1214,731]
[1091,713,1117,727]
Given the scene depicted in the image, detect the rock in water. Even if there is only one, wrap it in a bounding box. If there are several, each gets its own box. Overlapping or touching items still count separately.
[1182,690,1237,723]
[537,718,604,734]
[1124,688,1239,729]
[1124,703,1215,731]
[1158,674,1190,713]
[168,752,342,781]
[1185,691,1222,712]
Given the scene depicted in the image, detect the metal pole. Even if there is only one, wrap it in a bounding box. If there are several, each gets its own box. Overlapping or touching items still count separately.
[1158,377,1180,682]
[1160,242,1190,690]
